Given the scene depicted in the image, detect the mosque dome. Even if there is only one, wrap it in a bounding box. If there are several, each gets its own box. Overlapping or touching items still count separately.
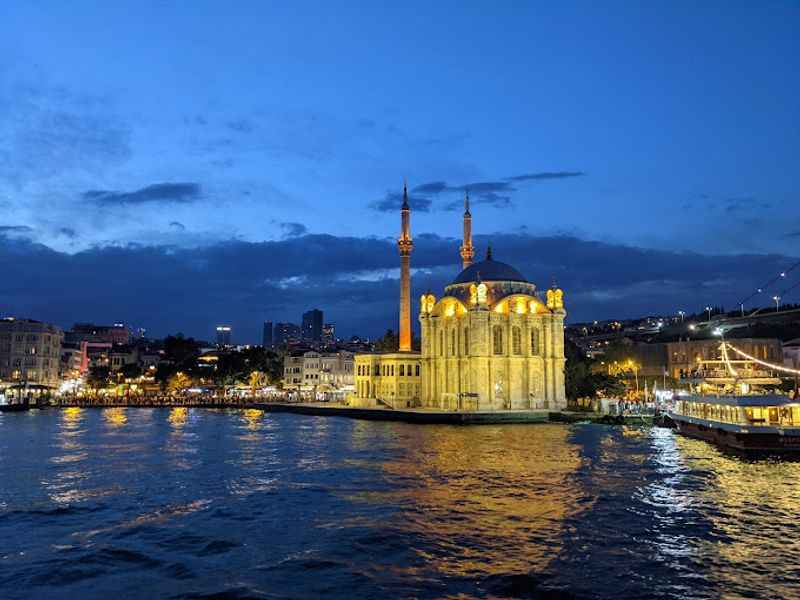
[450,249,527,285]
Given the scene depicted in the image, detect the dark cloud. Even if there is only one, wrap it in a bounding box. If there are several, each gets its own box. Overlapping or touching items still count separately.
[412,181,448,194]
[406,173,581,211]
[279,222,307,237]
[83,183,202,205]
[371,191,432,213]
[458,181,515,194]
[169,221,186,231]
[505,171,585,181]
[785,230,800,238]
[58,227,77,238]
[443,192,512,211]
[1,232,796,343]
[0,225,33,233]
[227,119,255,133]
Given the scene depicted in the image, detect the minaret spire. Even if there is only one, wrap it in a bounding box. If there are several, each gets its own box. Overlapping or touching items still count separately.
[459,189,474,270]
[398,180,413,352]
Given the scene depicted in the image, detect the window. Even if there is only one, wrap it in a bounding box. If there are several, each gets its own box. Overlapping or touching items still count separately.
[450,329,456,356]
[415,365,420,376]
[439,331,444,356]
[530,329,539,355]
[493,326,503,355]
[400,364,405,376]
[512,327,522,355]
[464,328,469,355]
[391,365,394,376]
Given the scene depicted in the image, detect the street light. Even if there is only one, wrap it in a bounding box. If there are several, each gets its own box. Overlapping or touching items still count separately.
[773,295,781,311]
[705,306,712,321]
[678,310,685,322]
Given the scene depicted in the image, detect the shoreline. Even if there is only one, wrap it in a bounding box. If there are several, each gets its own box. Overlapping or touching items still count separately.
[7,401,657,425]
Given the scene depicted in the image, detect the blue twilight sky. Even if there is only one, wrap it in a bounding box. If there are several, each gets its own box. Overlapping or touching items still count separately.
[0,2,798,342]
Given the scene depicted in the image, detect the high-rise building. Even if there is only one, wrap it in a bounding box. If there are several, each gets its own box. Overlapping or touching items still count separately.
[302,309,323,342]
[274,322,301,347]
[262,321,273,348]
[216,325,232,347]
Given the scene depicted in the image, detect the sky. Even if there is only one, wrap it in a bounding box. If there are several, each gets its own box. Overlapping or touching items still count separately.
[0,1,798,342]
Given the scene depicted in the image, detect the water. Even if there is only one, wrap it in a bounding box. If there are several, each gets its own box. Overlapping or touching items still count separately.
[1,409,799,599]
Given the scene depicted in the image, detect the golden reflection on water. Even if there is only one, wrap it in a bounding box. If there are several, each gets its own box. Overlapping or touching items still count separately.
[168,407,188,428]
[241,409,264,431]
[350,424,586,578]
[676,437,800,598]
[103,407,128,427]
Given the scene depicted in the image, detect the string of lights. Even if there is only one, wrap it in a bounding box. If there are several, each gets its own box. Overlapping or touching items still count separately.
[735,259,800,310]
[719,342,738,377]
[723,342,800,376]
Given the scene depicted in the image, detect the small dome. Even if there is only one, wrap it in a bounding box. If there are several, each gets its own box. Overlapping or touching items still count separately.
[451,257,527,285]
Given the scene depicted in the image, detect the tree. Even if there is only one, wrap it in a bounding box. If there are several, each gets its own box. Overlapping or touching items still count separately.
[564,339,626,402]
[87,365,110,389]
[249,370,266,395]
[167,372,192,394]
[374,329,399,352]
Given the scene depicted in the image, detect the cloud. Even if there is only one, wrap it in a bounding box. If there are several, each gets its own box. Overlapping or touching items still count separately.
[505,171,585,181]
[57,227,77,238]
[169,221,186,231]
[405,172,583,211]
[412,181,448,194]
[443,192,512,211]
[83,183,202,206]
[0,225,33,234]
[371,191,432,213]
[1,232,796,343]
[785,230,800,238]
[279,222,308,237]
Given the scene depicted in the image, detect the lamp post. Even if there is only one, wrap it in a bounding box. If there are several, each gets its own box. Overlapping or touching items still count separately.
[705,306,712,322]
[678,310,685,322]
[773,295,781,312]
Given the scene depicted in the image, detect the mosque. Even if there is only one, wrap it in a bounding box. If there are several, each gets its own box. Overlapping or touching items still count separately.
[352,184,567,411]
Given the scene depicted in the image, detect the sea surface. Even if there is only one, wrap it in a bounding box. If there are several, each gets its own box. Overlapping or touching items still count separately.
[1,408,799,599]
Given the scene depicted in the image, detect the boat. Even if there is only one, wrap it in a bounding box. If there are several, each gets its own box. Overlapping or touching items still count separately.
[0,398,31,413]
[670,394,800,452]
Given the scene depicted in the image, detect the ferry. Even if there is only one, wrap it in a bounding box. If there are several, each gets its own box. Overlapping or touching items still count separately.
[670,394,800,452]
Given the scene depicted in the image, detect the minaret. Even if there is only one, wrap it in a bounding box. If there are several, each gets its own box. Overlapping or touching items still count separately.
[459,190,474,270]
[398,181,413,352]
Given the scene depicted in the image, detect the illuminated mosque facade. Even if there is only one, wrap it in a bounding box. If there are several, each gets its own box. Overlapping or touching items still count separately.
[353,184,567,411]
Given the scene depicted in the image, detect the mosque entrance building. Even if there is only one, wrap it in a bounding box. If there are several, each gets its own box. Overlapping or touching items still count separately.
[353,184,566,412]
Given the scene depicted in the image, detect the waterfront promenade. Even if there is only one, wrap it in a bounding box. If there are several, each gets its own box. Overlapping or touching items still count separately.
[46,396,655,425]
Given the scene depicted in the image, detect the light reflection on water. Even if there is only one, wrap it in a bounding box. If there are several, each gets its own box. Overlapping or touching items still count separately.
[0,410,799,599]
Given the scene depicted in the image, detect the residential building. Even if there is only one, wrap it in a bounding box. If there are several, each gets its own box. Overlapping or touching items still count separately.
[283,351,354,392]
[0,318,64,388]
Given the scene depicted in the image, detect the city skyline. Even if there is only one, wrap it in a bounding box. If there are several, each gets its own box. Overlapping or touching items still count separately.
[1,3,799,340]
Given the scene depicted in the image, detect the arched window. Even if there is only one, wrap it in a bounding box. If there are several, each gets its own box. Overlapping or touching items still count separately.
[440,330,444,356]
[400,364,405,376]
[464,328,469,355]
[530,329,539,355]
[450,329,456,356]
[415,365,420,376]
[512,326,522,355]
[493,325,503,355]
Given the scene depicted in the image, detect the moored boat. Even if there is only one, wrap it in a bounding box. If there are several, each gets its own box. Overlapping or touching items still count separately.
[669,394,800,452]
